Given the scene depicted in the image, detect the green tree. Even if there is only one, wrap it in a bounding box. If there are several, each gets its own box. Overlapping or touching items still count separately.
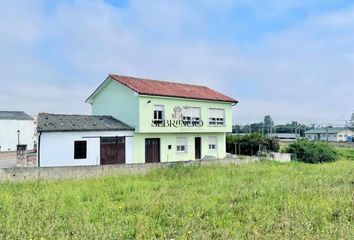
[264,115,274,135]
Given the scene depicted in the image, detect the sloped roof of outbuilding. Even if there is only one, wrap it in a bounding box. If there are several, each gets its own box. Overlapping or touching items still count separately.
[0,111,33,120]
[37,113,134,132]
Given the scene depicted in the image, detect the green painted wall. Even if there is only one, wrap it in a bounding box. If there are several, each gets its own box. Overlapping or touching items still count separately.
[90,79,235,163]
[138,95,233,133]
[90,78,139,130]
[133,132,226,163]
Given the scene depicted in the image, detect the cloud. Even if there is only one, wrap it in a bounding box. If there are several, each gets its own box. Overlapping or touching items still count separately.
[0,0,353,125]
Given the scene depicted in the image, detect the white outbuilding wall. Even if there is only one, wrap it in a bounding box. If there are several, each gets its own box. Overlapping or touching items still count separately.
[38,131,134,167]
[0,119,35,152]
[337,130,354,142]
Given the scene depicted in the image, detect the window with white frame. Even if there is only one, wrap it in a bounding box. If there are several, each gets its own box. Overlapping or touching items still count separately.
[182,107,201,126]
[209,108,225,126]
[208,137,217,150]
[176,138,187,152]
[153,105,164,125]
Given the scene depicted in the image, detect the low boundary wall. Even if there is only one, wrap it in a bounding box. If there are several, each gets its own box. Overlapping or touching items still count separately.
[0,156,273,182]
[0,151,16,160]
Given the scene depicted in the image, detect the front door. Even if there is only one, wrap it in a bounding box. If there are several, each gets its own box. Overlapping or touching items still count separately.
[195,137,201,160]
[145,138,160,163]
[100,137,126,165]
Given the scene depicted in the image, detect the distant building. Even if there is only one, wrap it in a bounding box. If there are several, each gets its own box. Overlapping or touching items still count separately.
[269,133,298,140]
[37,113,134,167]
[305,128,354,142]
[0,111,35,152]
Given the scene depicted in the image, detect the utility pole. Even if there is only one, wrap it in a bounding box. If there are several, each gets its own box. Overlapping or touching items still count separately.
[326,126,329,143]
[17,130,20,145]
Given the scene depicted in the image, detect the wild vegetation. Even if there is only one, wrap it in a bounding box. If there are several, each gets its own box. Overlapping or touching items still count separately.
[286,140,338,163]
[226,133,280,155]
[0,160,353,239]
[337,147,354,161]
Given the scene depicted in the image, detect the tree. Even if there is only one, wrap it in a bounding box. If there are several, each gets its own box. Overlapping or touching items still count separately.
[351,112,354,127]
[264,115,274,135]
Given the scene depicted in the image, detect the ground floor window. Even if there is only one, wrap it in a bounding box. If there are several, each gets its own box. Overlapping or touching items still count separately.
[177,138,187,152]
[208,137,217,150]
[74,141,87,159]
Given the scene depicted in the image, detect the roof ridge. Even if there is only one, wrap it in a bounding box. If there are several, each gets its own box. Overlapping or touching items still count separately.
[110,74,211,89]
[108,74,238,103]
[39,112,112,117]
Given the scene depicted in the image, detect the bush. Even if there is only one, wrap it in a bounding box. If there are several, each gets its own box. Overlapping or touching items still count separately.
[226,133,280,156]
[286,140,338,163]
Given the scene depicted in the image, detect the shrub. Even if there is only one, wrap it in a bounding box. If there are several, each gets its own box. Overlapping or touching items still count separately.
[286,140,338,163]
[226,133,280,156]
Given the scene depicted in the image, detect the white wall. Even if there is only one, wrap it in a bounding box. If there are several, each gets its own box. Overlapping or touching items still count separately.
[337,130,354,142]
[307,131,354,142]
[39,131,134,167]
[0,119,35,151]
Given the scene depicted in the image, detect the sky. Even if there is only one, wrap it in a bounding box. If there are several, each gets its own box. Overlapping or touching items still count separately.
[1,0,354,125]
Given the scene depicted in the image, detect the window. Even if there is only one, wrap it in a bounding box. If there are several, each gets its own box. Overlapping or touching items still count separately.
[74,141,87,159]
[182,107,201,126]
[208,137,217,150]
[209,109,225,126]
[176,138,187,152]
[153,105,164,125]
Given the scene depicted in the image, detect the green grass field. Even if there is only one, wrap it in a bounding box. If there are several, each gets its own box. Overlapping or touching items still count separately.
[0,160,354,239]
[337,147,354,161]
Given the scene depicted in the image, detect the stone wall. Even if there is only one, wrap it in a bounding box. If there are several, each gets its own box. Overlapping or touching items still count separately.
[16,150,37,168]
[0,157,264,182]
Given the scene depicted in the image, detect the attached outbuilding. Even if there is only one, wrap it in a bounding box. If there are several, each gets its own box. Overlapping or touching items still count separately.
[0,111,35,152]
[37,113,134,167]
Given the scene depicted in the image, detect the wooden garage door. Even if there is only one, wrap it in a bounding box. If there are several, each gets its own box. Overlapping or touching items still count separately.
[145,138,160,163]
[100,137,125,165]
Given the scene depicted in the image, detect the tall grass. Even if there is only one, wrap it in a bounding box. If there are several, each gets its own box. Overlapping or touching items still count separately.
[0,161,353,239]
[337,147,354,161]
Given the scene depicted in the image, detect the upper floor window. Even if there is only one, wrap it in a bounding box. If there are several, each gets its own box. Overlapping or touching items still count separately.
[153,105,164,125]
[177,138,187,152]
[182,107,201,126]
[209,108,225,126]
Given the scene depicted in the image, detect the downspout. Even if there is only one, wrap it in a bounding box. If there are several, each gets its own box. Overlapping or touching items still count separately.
[37,132,41,167]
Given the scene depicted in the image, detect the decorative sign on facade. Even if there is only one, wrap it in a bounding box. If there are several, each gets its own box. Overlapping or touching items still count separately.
[151,106,204,127]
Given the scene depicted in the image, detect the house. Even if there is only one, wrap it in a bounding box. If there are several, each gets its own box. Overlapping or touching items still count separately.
[305,128,354,142]
[37,113,134,167]
[0,111,35,152]
[86,74,238,163]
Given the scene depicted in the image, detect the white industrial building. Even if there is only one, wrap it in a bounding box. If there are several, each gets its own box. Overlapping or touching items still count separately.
[305,128,354,142]
[37,113,134,167]
[0,111,35,152]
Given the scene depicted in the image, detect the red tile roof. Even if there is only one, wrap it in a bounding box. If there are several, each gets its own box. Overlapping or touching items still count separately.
[109,74,238,103]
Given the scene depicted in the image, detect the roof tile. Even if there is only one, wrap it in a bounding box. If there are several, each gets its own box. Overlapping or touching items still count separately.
[109,74,238,103]
[37,113,134,132]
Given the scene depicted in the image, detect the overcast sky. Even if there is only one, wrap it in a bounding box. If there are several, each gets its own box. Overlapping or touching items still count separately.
[1,0,353,125]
